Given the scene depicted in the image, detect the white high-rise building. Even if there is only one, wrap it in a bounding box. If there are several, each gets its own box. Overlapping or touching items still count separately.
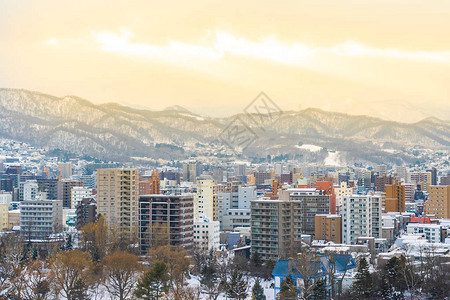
[20,199,63,240]
[218,185,256,230]
[19,180,39,201]
[193,217,220,251]
[334,181,353,211]
[341,194,382,245]
[194,179,214,220]
[71,186,94,209]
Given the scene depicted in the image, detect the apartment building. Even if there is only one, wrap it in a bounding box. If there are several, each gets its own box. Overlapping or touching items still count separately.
[341,194,382,245]
[71,186,94,209]
[19,180,38,201]
[138,194,194,255]
[193,216,220,251]
[194,179,214,220]
[425,185,450,219]
[75,197,97,229]
[97,168,139,238]
[57,180,83,208]
[20,199,63,241]
[250,188,329,261]
[314,214,342,243]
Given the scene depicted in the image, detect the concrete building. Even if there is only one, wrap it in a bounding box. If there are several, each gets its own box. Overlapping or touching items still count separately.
[406,223,444,243]
[57,180,83,209]
[71,186,94,209]
[57,162,72,179]
[385,180,407,213]
[19,180,38,201]
[138,194,194,255]
[36,179,59,200]
[341,194,382,245]
[75,197,97,229]
[314,214,342,243]
[0,203,8,231]
[222,208,251,231]
[194,179,214,220]
[97,168,139,238]
[334,181,353,212]
[218,185,255,229]
[193,217,220,251]
[425,185,450,219]
[183,163,197,182]
[251,188,330,261]
[139,180,151,195]
[20,199,63,241]
[409,171,432,191]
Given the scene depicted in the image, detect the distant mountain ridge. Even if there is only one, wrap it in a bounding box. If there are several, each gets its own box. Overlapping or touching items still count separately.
[0,88,448,164]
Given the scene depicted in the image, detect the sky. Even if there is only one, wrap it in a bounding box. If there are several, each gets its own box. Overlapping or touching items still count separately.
[1,0,450,122]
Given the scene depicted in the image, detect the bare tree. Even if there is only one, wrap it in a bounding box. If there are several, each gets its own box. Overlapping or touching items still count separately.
[49,249,93,300]
[103,250,141,300]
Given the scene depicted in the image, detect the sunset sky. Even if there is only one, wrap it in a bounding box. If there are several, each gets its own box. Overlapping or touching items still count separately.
[1,1,450,121]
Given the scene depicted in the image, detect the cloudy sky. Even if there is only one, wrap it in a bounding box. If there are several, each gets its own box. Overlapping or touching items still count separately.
[1,0,450,121]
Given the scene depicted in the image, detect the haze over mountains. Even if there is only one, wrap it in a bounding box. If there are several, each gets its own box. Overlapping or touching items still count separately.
[0,88,448,165]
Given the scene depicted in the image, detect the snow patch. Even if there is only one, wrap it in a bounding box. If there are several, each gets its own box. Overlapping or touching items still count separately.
[296,144,322,152]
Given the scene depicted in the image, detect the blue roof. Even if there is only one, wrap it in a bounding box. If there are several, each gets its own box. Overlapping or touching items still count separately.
[319,253,356,273]
[272,259,328,278]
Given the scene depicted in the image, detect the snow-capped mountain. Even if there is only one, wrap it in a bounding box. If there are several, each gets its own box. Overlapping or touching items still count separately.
[0,88,448,164]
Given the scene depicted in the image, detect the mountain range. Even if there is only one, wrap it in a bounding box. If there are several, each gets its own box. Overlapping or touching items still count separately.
[0,88,448,165]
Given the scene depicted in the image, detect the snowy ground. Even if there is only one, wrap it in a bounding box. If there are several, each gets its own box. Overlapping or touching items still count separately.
[187,276,275,300]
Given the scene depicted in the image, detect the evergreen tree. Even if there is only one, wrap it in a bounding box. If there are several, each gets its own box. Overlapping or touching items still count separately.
[352,258,373,298]
[134,261,169,300]
[277,276,297,300]
[381,256,404,300]
[65,234,73,250]
[252,279,266,300]
[250,251,263,268]
[68,279,89,300]
[200,263,221,299]
[311,278,327,300]
[226,268,248,300]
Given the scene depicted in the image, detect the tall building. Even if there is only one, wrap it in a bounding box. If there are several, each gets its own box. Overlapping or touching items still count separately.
[19,180,38,201]
[71,186,94,209]
[314,214,342,244]
[218,185,255,230]
[334,181,353,213]
[315,181,336,214]
[375,174,393,192]
[97,168,139,238]
[150,171,161,194]
[254,171,272,186]
[427,167,438,186]
[57,163,72,179]
[395,166,407,182]
[341,194,382,245]
[57,180,83,208]
[193,217,220,251]
[194,179,214,220]
[0,203,8,231]
[251,188,330,261]
[385,180,407,213]
[183,163,197,182]
[75,197,97,229]
[36,179,59,200]
[20,199,63,240]
[139,180,151,195]
[409,171,432,191]
[138,194,194,255]
[425,185,450,219]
